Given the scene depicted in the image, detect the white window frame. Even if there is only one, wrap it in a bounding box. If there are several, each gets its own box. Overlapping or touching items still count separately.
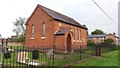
[31,25,34,39]
[41,22,46,39]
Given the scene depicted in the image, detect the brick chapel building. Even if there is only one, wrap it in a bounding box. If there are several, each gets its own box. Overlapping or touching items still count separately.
[25,4,88,53]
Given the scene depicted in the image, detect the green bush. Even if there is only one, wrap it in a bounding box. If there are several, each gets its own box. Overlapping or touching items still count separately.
[102,38,114,44]
[87,40,95,46]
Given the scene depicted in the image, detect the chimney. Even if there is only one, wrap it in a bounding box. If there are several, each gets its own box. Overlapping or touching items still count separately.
[113,33,116,35]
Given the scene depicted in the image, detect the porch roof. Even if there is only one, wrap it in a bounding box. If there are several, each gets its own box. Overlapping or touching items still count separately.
[54,28,70,35]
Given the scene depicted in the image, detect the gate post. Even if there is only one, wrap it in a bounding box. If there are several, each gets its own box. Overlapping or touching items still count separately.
[96,44,101,56]
[79,46,82,60]
[96,44,98,56]
[98,44,101,56]
[52,44,55,66]
[1,39,4,68]
[0,39,2,68]
[0,39,9,68]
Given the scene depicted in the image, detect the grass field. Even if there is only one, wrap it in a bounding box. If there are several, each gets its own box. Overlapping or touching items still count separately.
[74,50,118,66]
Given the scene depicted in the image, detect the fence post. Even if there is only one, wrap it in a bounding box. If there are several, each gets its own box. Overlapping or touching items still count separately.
[5,39,8,47]
[98,44,101,56]
[96,44,98,56]
[1,39,4,68]
[79,46,82,60]
[0,40,1,68]
[10,47,12,67]
[52,45,55,66]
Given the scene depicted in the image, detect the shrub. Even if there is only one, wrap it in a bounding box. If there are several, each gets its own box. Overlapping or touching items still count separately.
[102,38,114,44]
[87,40,95,46]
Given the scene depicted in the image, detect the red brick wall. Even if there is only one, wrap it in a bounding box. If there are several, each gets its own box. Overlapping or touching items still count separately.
[52,20,87,50]
[88,37,104,43]
[25,6,87,52]
[25,6,54,48]
[105,34,116,40]
[88,34,117,44]
[105,34,117,44]
[55,35,65,48]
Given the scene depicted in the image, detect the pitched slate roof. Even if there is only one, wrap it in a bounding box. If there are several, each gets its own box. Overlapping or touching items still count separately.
[54,28,70,35]
[38,5,87,30]
[87,34,119,38]
[87,34,106,38]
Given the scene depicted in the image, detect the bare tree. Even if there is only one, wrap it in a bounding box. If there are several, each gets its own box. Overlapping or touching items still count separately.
[12,17,26,37]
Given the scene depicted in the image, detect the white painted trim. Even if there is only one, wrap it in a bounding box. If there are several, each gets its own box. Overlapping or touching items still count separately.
[73,40,75,42]
[54,29,60,34]
[41,37,45,40]
[30,38,34,40]
[77,40,82,43]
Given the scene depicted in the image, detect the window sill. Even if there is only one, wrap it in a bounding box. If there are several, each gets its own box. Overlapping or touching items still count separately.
[73,40,75,42]
[77,40,82,43]
[73,40,82,43]
[31,38,34,40]
[41,37,45,40]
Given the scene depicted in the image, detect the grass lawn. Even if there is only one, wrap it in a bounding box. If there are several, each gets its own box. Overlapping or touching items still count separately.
[2,45,119,67]
[2,50,93,66]
[27,52,93,66]
[74,50,118,66]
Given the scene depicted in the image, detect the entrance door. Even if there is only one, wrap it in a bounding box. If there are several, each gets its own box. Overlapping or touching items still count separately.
[67,34,71,52]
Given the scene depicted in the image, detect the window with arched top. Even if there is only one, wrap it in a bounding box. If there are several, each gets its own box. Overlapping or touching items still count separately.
[31,25,34,38]
[77,29,79,40]
[72,28,74,34]
[79,30,81,41]
[76,29,79,41]
[72,28,75,40]
[42,22,46,37]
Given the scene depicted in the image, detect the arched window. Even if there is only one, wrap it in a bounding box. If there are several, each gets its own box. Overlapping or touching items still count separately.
[42,22,46,37]
[31,25,34,38]
[77,30,79,40]
[76,29,79,40]
[79,30,81,41]
[72,28,74,34]
[73,28,75,40]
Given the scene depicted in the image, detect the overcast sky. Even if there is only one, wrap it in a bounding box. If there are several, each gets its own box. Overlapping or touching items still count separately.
[0,0,119,38]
